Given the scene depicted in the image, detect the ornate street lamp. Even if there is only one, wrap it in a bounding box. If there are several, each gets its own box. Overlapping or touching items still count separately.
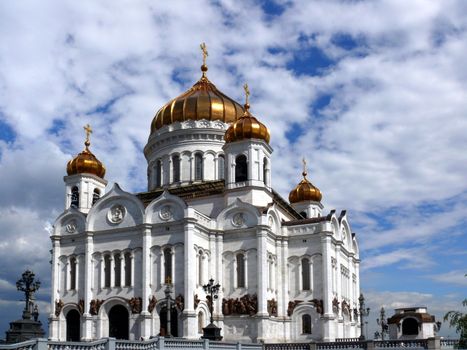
[16,270,41,320]
[201,278,222,340]
[376,307,389,340]
[164,277,174,337]
[358,294,370,340]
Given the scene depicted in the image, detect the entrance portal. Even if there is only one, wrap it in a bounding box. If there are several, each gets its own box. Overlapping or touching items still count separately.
[160,307,178,337]
[109,305,129,340]
[66,309,80,341]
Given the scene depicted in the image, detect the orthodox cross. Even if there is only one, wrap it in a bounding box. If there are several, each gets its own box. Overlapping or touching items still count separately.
[84,124,92,147]
[302,157,308,175]
[200,42,208,66]
[16,270,41,320]
[243,83,250,107]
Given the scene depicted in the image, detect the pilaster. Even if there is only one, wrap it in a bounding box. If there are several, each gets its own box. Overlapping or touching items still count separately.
[183,220,197,338]
[83,233,94,340]
[141,226,152,339]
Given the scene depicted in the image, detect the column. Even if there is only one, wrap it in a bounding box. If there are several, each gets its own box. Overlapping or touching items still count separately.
[49,238,61,340]
[83,233,94,340]
[256,229,268,341]
[309,259,314,297]
[110,255,115,287]
[120,252,125,288]
[244,253,249,289]
[183,220,197,338]
[130,253,135,286]
[278,239,288,318]
[298,259,303,291]
[141,226,152,339]
[100,256,105,289]
[321,234,334,341]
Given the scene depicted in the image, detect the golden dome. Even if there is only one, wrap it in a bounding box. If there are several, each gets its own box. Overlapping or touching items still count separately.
[66,124,106,179]
[224,84,270,144]
[150,65,244,133]
[289,170,322,203]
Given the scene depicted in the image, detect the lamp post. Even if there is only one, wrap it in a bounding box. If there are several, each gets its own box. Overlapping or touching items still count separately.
[201,278,222,340]
[164,277,173,337]
[358,294,370,340]
[376,307,389,341]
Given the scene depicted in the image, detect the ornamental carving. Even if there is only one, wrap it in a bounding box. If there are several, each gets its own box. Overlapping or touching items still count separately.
[129,297,142,314]
[89,299,104,315]
[332,297,339,313]
[353,308,359,320]
[342,300,351,320]
[232,213,245,227]
[175,294,184,311]
[287,299,324,316]
[55,299,64,317]
[159,205,173,221]
[194,294,200,309]
[287,300,301,316]
[78,299,85,315]
[148,296,157,313]
[65,220,77,234]
[108,204,125,224]
[267,299,277,316]
[222,294,257,316]
[311,299,324,315]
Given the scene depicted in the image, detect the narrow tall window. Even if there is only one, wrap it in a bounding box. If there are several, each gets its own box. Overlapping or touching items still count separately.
[218,155,225,180]
[70,257,77,290]
[124,253,132,286]
[172,155,180,182]
[194,153,203,181]
[198,250,203,285]
[104,255,111,288]
[71,186,79,208]
[235,155,248,182]
[236,253,245,288]
[92,189,100,205]
[156,160,162,187]
[302,314,312,334]
[164,248,173,282]
[263,157,268,185]
[114,253,121,287]
[302,258,310,290]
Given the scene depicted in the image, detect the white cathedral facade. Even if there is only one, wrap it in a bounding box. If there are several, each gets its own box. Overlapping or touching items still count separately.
[48,56,361,343]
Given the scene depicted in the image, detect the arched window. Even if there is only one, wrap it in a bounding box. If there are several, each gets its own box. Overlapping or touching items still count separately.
[300,211,307,218]
[302,314,312,334]
[194,153,203,181]
[124,253,132,286]
[235,155,248,182]
[71,186,79,208]
[104,255,111,288]
[156,160,162,187]
[198,311,204,333]
[164,248,173,282]
[263,157,268,185]
[114,253,121,287]
[402,318,419,335]
[70,257,77,290]
[236,253,245,288]
[218,155,225,180]
[198,250,203,285]
[302,258,311,290]
[92,189,100,205]
[172,155,180,183]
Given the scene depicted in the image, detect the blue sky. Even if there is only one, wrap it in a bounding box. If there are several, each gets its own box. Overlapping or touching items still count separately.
[0,0,466,340]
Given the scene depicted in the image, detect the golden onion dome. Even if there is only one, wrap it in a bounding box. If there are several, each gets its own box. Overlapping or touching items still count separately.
[289,168,322,203]
[224,84,270,144]
[66,124,106,179]
[150,64,244,133]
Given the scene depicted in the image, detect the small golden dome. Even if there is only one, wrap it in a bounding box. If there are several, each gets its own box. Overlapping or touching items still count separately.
[289,170,322,203]
[66,124,106,179]
[224,84,270,144]
[150,67,244,133]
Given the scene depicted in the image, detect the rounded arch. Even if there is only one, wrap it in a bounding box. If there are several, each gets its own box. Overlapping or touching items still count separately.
[195,301,210,334]
[66,309,81,341]
[330,215,340,239]
[402,317,419,336]
[99,298,131,339]
[53,208,87,236]
[291,303,322,340]
[216,198,261,230]
[144,190,187,224]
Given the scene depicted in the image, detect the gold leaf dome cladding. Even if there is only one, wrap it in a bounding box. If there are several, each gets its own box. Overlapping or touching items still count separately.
[150,67,244,133]
[67,125,106,179]
[289,171,322,203]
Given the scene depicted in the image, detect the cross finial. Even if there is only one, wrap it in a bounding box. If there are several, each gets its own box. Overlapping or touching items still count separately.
[165,276,172,285]
[243,83,250,110]
[84,124,92,148]
[302,157,308,177]
[200,42,208,76]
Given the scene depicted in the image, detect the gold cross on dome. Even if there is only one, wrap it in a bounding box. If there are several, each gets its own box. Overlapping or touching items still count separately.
[200,42,208,66]
[84,124,92,146]
[302,157,308,176]
[243,83,250,106]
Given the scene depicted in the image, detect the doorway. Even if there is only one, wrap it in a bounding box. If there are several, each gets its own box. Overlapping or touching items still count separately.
[159,307,178,337]
[66,309,80,341]
[109,305,129,340]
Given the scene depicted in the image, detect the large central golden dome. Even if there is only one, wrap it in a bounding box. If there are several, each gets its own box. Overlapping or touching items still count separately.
[150,65,244,133]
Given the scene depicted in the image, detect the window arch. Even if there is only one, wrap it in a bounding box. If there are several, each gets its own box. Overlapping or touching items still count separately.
[124,253,132,286]
[236,253,245,288]
[71,186,79,208]
[302,314,312,334]
[218,155,225,180]
[300,211,307,218]
[164,248,173,282]
[235,155,248,182]
[302,258,311,290]
[402,318,419,335]
[172,155,180,183]
[69,257,77,290]
[155,160,162,187]
[104,255,111,288]
[91,188,100,205]
[194,153,203,181]
[114,253,121,287]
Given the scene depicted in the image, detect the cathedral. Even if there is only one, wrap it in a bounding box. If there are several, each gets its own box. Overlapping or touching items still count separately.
[48,47,361,343]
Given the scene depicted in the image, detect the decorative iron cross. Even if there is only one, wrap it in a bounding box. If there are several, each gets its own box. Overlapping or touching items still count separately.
[200,42,208,66]
[243,83,250,106]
